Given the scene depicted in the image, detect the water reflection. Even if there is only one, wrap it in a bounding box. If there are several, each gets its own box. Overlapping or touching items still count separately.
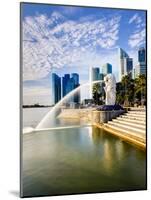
[103,140,113,173]
[115,140,124,161]
[23,126,146,197]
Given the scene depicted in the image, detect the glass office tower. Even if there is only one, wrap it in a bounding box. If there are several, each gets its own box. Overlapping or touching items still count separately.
[51,73,61,104]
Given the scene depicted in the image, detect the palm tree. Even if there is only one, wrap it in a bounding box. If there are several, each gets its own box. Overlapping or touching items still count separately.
[116,74,135,106]
[116,82,124,105]
[92,83,102,105]
[121,74,132,106]
[116,74,146,107]
[134,74,146,106]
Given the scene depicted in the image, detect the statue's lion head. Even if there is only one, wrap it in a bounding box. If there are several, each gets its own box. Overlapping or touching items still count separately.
[104,74,116,86]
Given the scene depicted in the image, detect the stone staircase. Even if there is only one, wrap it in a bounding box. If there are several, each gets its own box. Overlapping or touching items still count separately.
[103,108,146,147]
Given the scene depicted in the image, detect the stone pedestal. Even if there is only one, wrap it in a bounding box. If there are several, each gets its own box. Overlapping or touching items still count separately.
[92,110,125,124]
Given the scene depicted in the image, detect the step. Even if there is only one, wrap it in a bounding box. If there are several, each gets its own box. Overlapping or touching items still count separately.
[121,115,146,121]
[104,124,146,142]
[108,121,145,135]
[125,113,146,118]
[124,115,146,120]
[128,111,145,115]
[129,108,146,111]
[128,110,146,114]
[116,117,146,126]
[112,119,145,130]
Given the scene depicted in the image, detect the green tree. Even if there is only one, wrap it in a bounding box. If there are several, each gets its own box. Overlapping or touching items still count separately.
[92,83,102,105]
[134,74,146,105]
[116,74,146,107]
[116,82,125,105]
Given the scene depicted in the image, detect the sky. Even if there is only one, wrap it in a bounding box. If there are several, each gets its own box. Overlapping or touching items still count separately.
[22,3,146,105]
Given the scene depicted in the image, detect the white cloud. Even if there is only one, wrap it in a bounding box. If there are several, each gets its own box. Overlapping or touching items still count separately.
[128,28,146,48]
[23,12,121,81]
[128,13,142,24]
[128,13,146,49]
[71,49,119,81]
[61,6,81,16]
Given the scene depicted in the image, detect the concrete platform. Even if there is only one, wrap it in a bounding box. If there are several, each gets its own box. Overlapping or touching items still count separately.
[94,108,146,150]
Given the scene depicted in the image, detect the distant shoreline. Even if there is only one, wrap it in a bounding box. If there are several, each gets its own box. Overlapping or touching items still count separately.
[23,105,53,108]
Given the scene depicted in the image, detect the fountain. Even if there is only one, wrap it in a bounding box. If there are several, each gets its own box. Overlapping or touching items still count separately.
[23,80,102,134]
[35,80,103,130]
[23,74,124,133]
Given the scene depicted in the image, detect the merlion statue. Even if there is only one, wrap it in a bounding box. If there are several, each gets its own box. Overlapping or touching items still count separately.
[104,73,116,105]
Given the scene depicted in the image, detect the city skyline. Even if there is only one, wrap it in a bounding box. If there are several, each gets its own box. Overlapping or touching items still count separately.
[23,47,146,105]
[22,3,146,105]
[51,73,80,105]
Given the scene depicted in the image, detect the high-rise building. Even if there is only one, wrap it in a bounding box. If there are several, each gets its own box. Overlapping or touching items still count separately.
[91,67,106,99]
[135,63,146,76]
[62,74,70,97]
[66,77,75,95]
[138,47,146,63]
[90,67,100,100]
[118,48,133,81]
[100,63,112,96]
[62,73,80,103]
[123,57,133,77]
[136,47,146,77]
[99,73,104,81]
[132,68,136,79]
[102,63,112,75]
[71,73,80,103]
[71,73,79,86]
[92,67,100,81]
[51,73,61,104]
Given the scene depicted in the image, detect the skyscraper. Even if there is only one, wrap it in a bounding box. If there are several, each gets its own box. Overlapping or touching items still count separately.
[136,63,146,76]
[66,77,75,95]
[51,73,61,104]
[62,73,80,103]
[136,47,146,76]
[89,67,100,99]
[123,57,133,76]
[118,48,133,81]
[99,73,104,81]
[62,74,70,97]
[92,67,100,81]
[71,73,79,86]
[71,73,80,103]
[138,47,146,63]
[102,63,112,75]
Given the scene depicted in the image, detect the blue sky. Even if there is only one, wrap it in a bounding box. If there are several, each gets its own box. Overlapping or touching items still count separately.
[22,3,146,105]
